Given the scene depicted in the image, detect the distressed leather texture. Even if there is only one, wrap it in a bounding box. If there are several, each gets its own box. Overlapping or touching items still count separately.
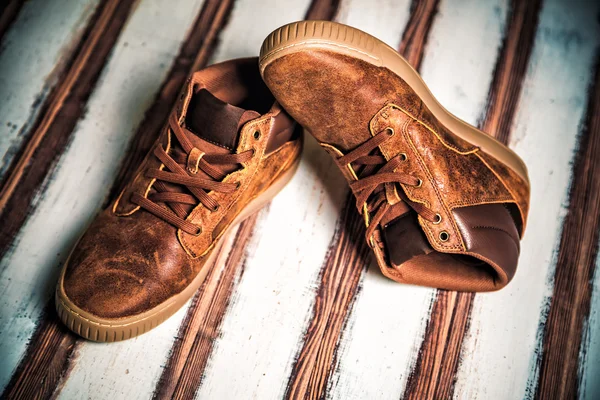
[61,58,302,318]
[262,50,530,291]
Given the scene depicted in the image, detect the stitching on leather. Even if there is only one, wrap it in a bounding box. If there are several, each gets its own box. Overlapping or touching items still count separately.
[373,108,463,251]
[449,198,517,209]
[194,133,234,151]
[400,117,464,251]
[197,139,301,255]
[179,119,268,258]
[180,119,299,258]
[387,104,478,155]
[448,194,514,208]
[474,152,526,235]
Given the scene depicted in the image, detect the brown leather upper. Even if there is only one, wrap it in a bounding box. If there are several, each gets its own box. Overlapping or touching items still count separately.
[262,50,530,292]
[61,58,302,318]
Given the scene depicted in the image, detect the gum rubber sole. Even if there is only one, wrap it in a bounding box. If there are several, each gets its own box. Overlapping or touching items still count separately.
[259,20,530,185]
[55,158,300,342]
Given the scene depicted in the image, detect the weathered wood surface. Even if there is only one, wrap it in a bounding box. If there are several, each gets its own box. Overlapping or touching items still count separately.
[0,0,599,399]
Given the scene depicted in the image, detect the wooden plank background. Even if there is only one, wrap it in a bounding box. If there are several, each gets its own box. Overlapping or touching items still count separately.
[0,0,599,399]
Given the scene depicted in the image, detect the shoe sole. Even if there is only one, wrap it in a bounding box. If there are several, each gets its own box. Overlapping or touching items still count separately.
[55,157,300,342]
[259,20,529,185]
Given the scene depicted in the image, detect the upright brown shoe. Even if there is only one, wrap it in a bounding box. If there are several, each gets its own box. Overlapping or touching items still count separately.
[259,21,530,292]
[56,58,302,341]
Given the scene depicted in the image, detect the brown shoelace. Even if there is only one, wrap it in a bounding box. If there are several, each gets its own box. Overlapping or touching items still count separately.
[131,112,253,235]
[336,127,438,246]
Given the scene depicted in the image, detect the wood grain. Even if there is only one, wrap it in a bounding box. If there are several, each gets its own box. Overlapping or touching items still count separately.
[403,1,541,398]
[0,0,24,43]
[0,0,235,397]
[284,2,438,399]
[0,0,136,258]
[153,215,257,400]
[0,0,102,182]
[0,0,598,397]
[398,0,439,71]
[404,292,473,400]
[153,2,341,398]
[479,0,543,143]
[0,304,79,400]
[285,204,369,400]
[107,0,236,201]
[304,0,341,22]
[535,56,600,400]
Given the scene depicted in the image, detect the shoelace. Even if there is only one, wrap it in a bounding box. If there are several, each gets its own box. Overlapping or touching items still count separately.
[131,112,253,235]
[336,127,439,246]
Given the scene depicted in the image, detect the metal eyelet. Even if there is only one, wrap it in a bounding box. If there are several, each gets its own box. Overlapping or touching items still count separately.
[439,231,450,242]
[253,130,261,140]
[212,205,220,212]
[235,181,241,189]
[399,153,407,161]
[415,178,423,187]
[191,226,202,236]
[386,127,395,136]
[433,213,442,225]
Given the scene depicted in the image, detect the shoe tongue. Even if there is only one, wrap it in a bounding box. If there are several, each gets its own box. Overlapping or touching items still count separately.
[382,210,435,267]
[185,89,260,150]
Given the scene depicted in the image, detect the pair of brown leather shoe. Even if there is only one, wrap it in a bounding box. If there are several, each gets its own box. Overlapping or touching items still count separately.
[56,21,530,341]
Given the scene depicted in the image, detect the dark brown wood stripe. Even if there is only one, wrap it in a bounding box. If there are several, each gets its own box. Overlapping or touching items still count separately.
[107,0,236,200]
[535,55,600,400]
[283,2,439,399]
[403,0,542,398]
[398,0,440,71]
[0,0,25,44]
[150,1,342,397]
[304,0,341,22]
[153,214,258,400]
[0,0,237,398]
[0,0,136,260]
[479,0,543,143]
[285,203,370,400]
[404,292,473,399]
[1,304,80,400]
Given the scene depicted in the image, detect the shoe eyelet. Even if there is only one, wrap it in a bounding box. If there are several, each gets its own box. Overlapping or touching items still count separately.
[399,153,407,161]
[253,130,261,140]
[439,231,450,242]
[212,205,220,212]
[235,181,241,189]
[191,226,202,236]
[433,213,442,225]
[386,127,395,136]
[415,178,423,187]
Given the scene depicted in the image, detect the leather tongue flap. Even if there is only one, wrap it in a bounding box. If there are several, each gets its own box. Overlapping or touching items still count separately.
[185,89,259,150]
[382,210,434,267]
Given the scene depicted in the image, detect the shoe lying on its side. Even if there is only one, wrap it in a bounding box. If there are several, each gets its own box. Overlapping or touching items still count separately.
[259,21,530,292]
[56,58,302,341]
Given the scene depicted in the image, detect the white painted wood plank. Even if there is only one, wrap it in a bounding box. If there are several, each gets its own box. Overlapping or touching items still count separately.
[579,248,600,400]
[53,0,214,396]
[210,0,312,63]
[326,0,509,398]
[335,0,412,47]
[0,0,206,394]
[0,0,101,179]
[454,0,600,398]
[195,137,347,400]
[191,2,354,397]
